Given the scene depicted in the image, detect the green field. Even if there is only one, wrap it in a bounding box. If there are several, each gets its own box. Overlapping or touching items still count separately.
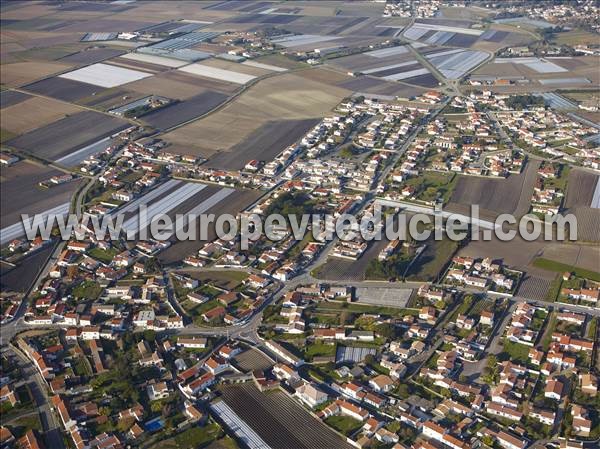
[532,258,600,282]
[404,172,457,205]
[88,247,119,264]
[501,339,531,363]
[324,415,362,436]
[552,29,600,45]
[303,341,337,361]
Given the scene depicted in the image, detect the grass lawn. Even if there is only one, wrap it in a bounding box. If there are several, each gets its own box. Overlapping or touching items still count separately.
[88,247,119,264]
[540,312,557,351]
[73,356,93,377]
[10,414,42,431]
[532,258,600,282]
[172,423,223,449]
[314,301,418,318]
[72,280,103,300]
[324,415,363,436]
[206,436,240,449]
[545,274,562,302]
[181,270,249,290]
[304,342,336,360]
[185,299,222,323]
[404,171,457,204]
[501,339,530,363]
[587,317,597,340]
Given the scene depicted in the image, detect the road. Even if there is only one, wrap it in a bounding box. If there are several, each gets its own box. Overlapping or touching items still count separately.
[460,301,515,381]
[4,345,65,449]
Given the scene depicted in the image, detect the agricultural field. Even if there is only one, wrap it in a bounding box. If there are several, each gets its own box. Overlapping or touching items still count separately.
[101,57,168,75]
[232,348,274,372]
[0,95,83,135]
[1,60,74,87]
[179,63,257,85]
[23,76,107,102]
[111,180,230,238]
[161,72,350,160]
[118,52,189,68]
[354,287,413,308]
[448,159,540,219]
[564,169,600,209]
[337,75,430,98]
[6,111,129,162]
[126,70,240,100]
[563,169,600,242]
[158,187,262,264]
[315,238,392,282]
[58,48,125,65]
[58,62,153,88]
[515,274,553,301]
[205,118,320,170]
[327,45,439,88]
[536,245,600,276]
[423,48,489,80]
[0,160,81,239]
[403,21,483,48]
[472,56,600,90]
[177,270,249,290]
[202,58,275,77]
[0,91,32,108]
[552,29,600,46]
[218,383,355,449]
[141,91,229,131]
[0,244,54,293]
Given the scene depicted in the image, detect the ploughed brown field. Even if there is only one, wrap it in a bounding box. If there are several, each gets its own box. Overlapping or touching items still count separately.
[218,383,355,449]
[161,72,350,160]
[0,160,81,229]
[6,110,129,162]
[448,158,540,219]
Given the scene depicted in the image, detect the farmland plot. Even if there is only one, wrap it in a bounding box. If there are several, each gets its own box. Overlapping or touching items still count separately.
[516,275,551,301]
[126,70,239,100]
[219,383,355,449]
[158,187,261,264]
[23,77,106,102]
[141,91,229,131]
[119,52,189,68]
[233,349,274,372]
[1,61,73,87]
[162,73,350,158]
[58,48,125,65]
[448,159,540,218]
[425,48,489,79]
[338,76,428,98]
[59,62,153,87]
[204,118,319,170]
[1,245,54,292]
[0,91,31,108]
[0,160,81,242]
[179,63,256,84]
[6,111,128,162]
[564,169,599,208]
[1,96,83,135]
[563,169,600,242]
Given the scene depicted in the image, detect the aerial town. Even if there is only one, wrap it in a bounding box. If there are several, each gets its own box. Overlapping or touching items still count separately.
[0,1,599,449]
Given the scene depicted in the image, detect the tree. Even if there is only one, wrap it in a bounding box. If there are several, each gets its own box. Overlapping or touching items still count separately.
[364,354,376,366]
[340,310,351,326]
[143,330,156,342]
[396,383,410,398]
[375,323,396,339]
